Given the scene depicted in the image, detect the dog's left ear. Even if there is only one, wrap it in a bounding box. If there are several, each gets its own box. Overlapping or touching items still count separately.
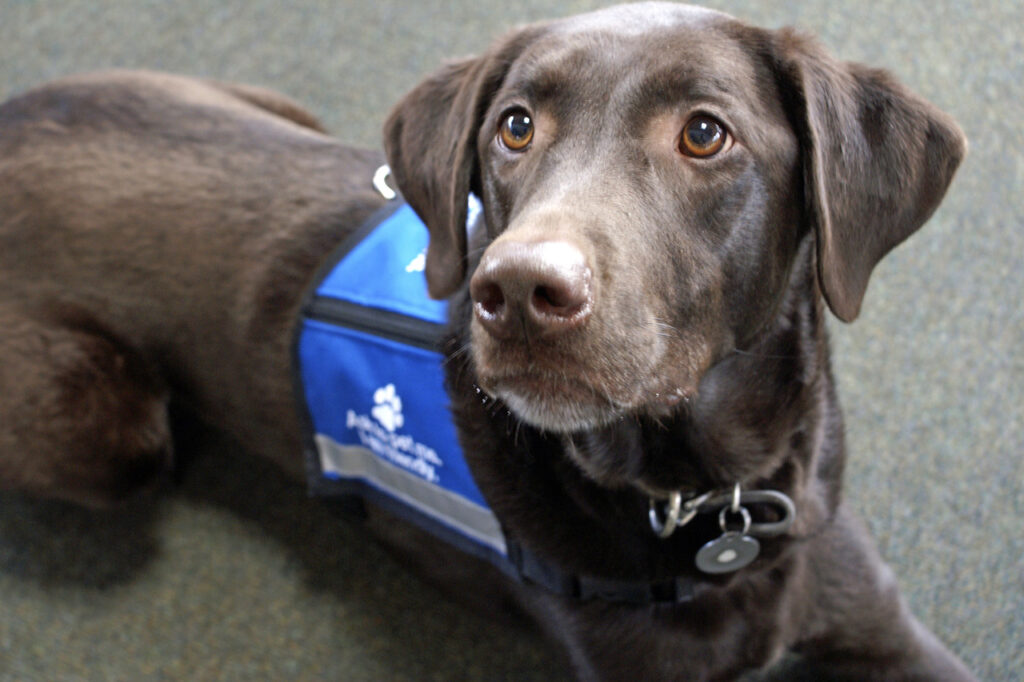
[384,26,546,300]
[769,30,967,322]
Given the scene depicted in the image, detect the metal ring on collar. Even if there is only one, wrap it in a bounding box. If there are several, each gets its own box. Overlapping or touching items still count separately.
[703,489,796,537]
[649,490,714,539]
[718,504,752,534]
[649,491,683,539]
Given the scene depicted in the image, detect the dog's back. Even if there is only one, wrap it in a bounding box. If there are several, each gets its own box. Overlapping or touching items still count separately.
[0,71,386,503]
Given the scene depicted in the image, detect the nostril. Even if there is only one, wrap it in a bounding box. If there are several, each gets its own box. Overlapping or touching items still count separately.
[532,277,588,318]
[535,285,564,310]
[475,281,506,319]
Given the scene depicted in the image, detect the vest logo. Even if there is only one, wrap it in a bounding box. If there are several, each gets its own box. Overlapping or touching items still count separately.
[371,383,404,432]
[346,383,443,482]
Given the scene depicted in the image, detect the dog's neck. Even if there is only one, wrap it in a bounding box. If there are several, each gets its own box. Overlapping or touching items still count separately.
[600,246,832,496]
[446,238,842,580]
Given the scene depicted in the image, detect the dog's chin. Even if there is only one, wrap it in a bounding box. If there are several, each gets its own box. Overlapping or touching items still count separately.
[497,389,622,434]
[485,378,689,435]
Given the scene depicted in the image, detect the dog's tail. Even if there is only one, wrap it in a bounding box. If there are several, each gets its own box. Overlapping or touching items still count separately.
[208,80,327,134]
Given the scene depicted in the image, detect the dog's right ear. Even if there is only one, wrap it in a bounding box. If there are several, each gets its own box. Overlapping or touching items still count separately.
[384,28,543,299]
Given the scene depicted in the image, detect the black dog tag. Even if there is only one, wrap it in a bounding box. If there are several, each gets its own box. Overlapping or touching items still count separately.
[695,532,760,574]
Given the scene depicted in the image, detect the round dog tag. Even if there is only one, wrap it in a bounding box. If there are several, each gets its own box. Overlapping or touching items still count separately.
[695,533,760,574]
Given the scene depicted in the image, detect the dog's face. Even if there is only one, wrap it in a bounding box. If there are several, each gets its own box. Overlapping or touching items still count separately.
[385,3,965,436]
[465,6,801,432]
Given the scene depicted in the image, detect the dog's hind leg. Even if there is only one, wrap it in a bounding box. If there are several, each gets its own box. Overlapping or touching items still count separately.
[207,79,328,133]
[0,306,172,507]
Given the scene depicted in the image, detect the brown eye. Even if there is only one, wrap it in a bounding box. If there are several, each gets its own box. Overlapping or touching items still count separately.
[679,115,728,158]
[499,110,534,151]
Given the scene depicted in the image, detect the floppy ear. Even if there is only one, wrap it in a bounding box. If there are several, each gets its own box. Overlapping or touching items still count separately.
[770,30,967,322]
[383,27,544,299]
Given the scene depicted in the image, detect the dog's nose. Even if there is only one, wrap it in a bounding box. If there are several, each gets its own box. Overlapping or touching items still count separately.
[470,240,593,339]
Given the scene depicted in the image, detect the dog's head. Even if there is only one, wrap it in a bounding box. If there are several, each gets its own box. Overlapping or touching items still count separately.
[384,3,965,438]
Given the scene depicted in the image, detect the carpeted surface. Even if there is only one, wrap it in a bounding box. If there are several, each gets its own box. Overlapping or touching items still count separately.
[0,1,1020,680]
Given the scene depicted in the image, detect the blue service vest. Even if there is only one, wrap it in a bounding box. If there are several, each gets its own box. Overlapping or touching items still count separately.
[293,198,511,568]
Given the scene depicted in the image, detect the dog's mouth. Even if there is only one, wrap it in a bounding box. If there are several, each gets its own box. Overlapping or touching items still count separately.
[480,372,622,432]
[476,368,693,434]
[469,308,711,434]
[465,264,716,434]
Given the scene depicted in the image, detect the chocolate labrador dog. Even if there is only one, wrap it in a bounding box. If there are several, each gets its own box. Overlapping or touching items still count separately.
[0,3,972,681]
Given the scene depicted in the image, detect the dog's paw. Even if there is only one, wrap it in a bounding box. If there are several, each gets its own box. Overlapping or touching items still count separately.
[371,383,404,432]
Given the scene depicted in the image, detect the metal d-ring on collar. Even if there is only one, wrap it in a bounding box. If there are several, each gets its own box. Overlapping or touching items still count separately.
[373,164,397,200]
[648,483,796,539]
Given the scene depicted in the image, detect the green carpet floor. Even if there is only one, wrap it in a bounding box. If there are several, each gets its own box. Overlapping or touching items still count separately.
[0,1,1020,680]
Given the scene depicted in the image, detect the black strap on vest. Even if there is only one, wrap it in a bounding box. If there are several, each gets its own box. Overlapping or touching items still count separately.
[323,497,698,605]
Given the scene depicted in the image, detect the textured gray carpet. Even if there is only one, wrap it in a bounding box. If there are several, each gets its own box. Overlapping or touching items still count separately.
[0,1,1020,680]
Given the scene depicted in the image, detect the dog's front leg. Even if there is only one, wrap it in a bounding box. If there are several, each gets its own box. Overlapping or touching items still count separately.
[794,506,977,681]
[516,587,790,682]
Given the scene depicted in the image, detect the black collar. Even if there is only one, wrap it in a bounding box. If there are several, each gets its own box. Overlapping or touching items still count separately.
[506,539,699,605]
[505,485,796,605]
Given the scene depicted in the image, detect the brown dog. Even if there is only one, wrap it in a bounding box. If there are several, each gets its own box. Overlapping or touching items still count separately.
[0,4,972,681]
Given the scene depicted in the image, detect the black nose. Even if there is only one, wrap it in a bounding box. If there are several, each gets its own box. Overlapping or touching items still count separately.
[470,240,593,340]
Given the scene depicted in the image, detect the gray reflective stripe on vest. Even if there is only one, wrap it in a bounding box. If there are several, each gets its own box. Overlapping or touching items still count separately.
[315,434,508,557]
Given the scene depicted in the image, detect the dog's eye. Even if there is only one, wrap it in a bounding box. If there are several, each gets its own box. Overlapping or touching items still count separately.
[498,110,534,151]
[679,116,728,158]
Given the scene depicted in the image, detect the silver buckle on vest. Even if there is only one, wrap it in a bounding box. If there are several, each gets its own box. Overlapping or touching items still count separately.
[373,164,397,200]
